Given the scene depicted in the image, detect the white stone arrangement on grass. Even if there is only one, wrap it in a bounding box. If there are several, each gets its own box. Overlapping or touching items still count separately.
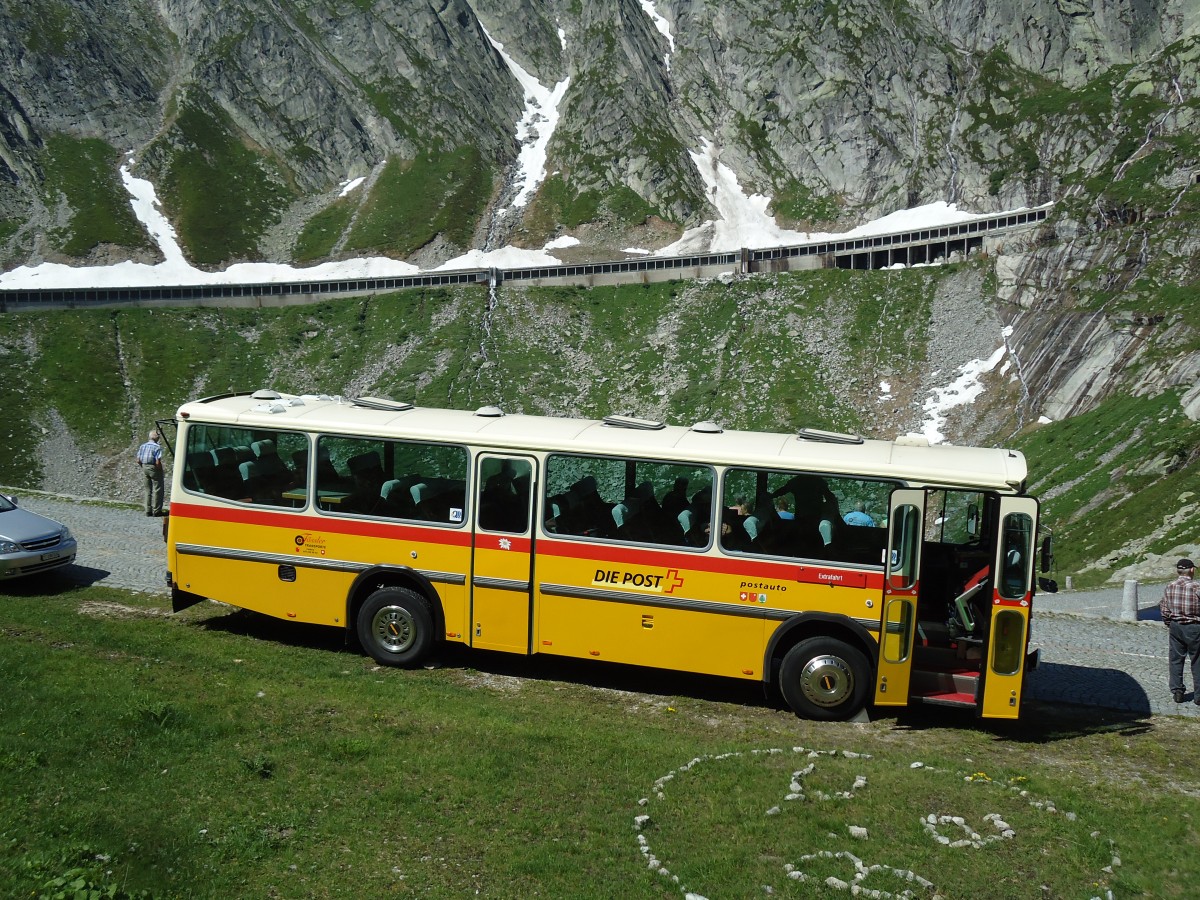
[633,745,1119,900]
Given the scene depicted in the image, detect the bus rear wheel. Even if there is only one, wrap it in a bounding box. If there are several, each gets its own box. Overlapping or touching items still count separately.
[357,587,434,667]
[779,636,870,721]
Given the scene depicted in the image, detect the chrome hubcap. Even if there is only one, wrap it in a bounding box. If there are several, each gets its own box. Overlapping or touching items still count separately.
[799,654,854,708]
[372,605,415,654]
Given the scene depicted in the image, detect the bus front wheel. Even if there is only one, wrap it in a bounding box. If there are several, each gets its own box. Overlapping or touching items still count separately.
[779,636,870,721]
[357,587,434,667]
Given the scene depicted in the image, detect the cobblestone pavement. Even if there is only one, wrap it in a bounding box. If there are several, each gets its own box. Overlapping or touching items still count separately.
[5,490,1198,720]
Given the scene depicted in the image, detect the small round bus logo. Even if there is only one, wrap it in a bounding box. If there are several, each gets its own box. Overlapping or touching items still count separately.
[295,535,305,546]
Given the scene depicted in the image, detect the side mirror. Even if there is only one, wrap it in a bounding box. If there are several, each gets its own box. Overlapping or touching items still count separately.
[3,494,17,506]
[1040,534,1054,573]
[1038,577,1058,594]
[966,503,978,537]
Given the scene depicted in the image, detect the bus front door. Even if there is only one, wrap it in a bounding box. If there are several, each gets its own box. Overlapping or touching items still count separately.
[874,489,924,707]
[980,496,1038,719]
[470,454,537,654]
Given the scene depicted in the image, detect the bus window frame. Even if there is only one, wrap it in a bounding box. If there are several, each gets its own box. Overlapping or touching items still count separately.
[311,433,472,528]
[719,465,897,568]
[179,421,313,511]
[541,451,717,552]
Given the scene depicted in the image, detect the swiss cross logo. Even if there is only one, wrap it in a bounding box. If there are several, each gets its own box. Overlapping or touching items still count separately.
[664,569,685,594]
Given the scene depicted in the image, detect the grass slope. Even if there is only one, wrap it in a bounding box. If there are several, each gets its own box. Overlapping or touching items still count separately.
[344,148,494,257]
[0,582,1197,898]
[153,102,296,266]
[40,135,155,260]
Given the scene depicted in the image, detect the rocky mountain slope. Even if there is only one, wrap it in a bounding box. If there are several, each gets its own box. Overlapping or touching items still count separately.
[2,0,1197,265]
[0,1,1198,584]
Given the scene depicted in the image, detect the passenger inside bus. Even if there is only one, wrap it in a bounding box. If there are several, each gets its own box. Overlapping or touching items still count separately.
[660,477,690,520]
[773,474,840,546]
[343,451,387,515]
[687,484,714,545]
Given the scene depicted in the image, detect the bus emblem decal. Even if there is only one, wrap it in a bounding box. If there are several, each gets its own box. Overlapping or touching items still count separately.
[737,591,768,604]
[592,567,685,593]
[294,533,328,557]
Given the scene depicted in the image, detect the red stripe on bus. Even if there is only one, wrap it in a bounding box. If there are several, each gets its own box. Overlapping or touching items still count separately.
[169,502,475,546]
[170,504,882,587]
[538,538,884,589]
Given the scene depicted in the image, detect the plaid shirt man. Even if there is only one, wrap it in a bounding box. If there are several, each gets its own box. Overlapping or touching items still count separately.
[1161,568,1200,624]
[1161,558,1200,704]
[136,438,162,466]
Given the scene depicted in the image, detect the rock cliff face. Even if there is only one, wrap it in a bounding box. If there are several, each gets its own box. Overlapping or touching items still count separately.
[2,0,1195,248]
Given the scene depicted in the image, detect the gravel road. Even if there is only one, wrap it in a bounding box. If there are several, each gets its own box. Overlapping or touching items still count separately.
[5,489,1197,720]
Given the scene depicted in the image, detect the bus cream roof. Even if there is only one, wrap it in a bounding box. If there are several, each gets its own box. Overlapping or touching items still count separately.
[178,392,1028,492]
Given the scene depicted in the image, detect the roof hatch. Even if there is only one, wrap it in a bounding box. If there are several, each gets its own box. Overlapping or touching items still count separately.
[603,414,665,431]
[796,427,864,445]
[352,396,414,412]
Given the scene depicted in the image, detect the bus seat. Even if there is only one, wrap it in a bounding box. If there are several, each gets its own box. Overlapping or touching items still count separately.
[208,446,245,498]
[185,451,216,493]
[835,525,887,565]
[951,567,990,636]
[251,441,292,490]
[380,478,419,518]
[652,513,687,545]
[297,448,343,488]
[238,459,269,500]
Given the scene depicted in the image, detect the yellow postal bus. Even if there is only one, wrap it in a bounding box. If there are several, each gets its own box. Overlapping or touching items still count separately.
[166,390,1052,721]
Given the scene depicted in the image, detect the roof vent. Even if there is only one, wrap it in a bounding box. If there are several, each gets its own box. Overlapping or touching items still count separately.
[352,396,414,412]
[796,427,864,445]
[252,401,289,414]
[475,405,504,418]
[691,421,723,434]
[251,389,282,400]
[603,414,665,431]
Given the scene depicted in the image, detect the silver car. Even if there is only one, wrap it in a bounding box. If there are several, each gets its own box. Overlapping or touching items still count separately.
[0,494,78,580]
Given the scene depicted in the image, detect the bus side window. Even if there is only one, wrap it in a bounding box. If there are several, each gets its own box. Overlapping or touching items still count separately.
[479,459,532,534]
[543,455,711,547]
[184,424,306,508]
[721,468,894,566]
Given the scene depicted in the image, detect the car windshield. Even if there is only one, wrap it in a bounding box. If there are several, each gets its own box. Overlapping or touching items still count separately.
[0,495,15,513]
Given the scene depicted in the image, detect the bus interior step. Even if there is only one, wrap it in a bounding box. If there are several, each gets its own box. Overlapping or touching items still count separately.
[912,691,977,708]
[911,665,980,698]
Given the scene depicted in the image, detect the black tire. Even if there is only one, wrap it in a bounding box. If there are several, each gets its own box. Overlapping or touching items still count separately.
[779,636,871,721]
[356,587,435,667]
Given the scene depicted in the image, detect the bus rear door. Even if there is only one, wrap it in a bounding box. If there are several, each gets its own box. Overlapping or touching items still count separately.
[874,489,924,706]
[980,496,1038,719]
[470,454,537,654]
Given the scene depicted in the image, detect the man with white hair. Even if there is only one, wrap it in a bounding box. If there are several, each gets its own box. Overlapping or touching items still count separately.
[1160,558,1200,704]
[135,429,164,517]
